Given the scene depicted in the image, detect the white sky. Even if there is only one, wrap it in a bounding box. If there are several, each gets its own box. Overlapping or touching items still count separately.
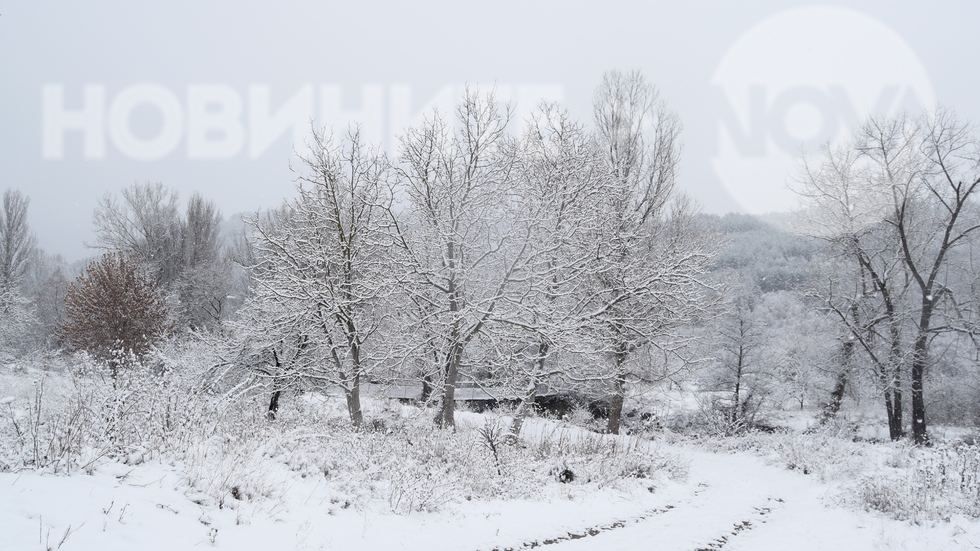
[2,1,978,261]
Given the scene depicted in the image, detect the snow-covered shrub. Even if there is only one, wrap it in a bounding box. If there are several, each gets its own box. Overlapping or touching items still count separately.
[772,432,868,482]
[0,372,88,473]
[0,345,690,517]
[519,422,688,489]
[0,344,241,474]
[662,395,751,438]
[858,476,925,522]
[620,407,664,435]
[858,443,980,522]
[566,403,604,432]
[687,424,869,484]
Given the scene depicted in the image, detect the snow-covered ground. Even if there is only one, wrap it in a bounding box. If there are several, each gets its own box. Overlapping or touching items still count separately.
[4,361,980,550]
[4,423,980,550]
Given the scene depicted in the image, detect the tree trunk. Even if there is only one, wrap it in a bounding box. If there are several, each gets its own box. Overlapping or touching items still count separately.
[823,338,852,421]
[731,344,745,425]
[824,370,847,420]
[911,331,929,445]
[907,296,934,445]
[511,384,536,438]
[606,388,624,435]
[883,383,903,441]
[267,349,284,420]
[511,341,549,437]
[420,372,434,403]
[439,343,463,429]
[606,352,627,434]
[438,237,463,430]
[883,311,905,441]
[345,333,364,429]
[345,382,363,429]
[267,389,282,420]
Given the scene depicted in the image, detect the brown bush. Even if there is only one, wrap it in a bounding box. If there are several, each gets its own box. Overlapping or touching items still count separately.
[60,252,170,374]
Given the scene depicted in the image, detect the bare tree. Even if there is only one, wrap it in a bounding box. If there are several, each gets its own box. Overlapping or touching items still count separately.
[245,126,395,427]
[0,190,40,354]
[499,103,607,434]
[33,265,70,349]
[181,193,222,268]
[0,189,38,290]
[712,297,768,427]
[94,183,234,329]
[10,249,75,351]
[213,205,305,417]
[887,111,980,444]
[175,193,228,329]
[220,281,311,420]
[796,134,919,440]
[93,182,182,285]
[393,87,529,428]
[795,110,980,444]
[586,70,718,434]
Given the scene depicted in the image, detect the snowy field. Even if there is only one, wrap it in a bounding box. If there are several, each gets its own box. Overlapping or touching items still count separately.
[4,431,980,550]
[4,361,980,550]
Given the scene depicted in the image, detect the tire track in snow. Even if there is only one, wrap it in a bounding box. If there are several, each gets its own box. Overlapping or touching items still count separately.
[499,492,785,551]
[692,497,783,551]
[483,503,678,550]
[487,449,799,551]
[482,483,717,550]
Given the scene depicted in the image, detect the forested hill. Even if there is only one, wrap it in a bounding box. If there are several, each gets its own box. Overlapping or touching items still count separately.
[704,212,822,294]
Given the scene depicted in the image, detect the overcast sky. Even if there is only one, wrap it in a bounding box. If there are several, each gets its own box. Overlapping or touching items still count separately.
[2,1,978,262]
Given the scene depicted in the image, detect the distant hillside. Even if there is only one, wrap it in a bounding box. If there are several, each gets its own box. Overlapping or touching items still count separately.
[703,212,822,294]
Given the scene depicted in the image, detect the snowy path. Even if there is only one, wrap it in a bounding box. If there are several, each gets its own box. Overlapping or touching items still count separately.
[502,449,974,551]
[2,445,978,550]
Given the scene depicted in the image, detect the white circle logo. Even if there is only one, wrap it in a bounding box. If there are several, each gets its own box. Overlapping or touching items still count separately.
[711,6,935,213]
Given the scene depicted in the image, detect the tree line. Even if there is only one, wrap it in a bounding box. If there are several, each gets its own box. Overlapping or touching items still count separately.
[227,71,716,433]
[6,72,980,442]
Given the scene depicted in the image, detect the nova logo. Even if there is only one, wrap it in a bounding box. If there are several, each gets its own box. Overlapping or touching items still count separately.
[711,6,935,213]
